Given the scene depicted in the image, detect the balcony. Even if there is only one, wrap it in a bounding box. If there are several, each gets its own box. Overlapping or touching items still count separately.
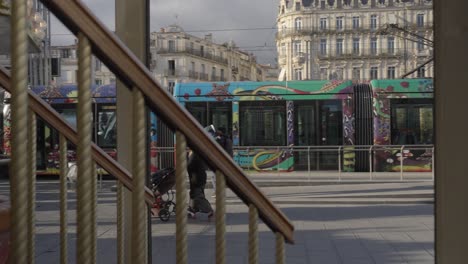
[188,70,199,79]
[317,48,407,60]
[157,47,228,65]
[163,69,179,77]
[199,72,208,81]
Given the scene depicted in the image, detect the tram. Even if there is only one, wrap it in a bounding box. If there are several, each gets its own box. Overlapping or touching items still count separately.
[1,79,434,174]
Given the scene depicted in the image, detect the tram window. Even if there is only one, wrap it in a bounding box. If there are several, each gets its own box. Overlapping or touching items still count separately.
[239,101,286,146]
[97,107,117,148]
[391,99,433,144]
[185,102,232,135]
[186,102,208,127]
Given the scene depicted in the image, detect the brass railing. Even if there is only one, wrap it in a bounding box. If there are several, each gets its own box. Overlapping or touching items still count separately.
[6,0,294,263]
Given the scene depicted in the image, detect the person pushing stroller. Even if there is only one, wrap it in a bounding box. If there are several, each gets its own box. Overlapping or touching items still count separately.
[187,125,217,219]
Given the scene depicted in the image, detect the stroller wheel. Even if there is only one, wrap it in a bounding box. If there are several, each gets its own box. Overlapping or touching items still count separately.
[164,201,176,214]
[159,209,170,222]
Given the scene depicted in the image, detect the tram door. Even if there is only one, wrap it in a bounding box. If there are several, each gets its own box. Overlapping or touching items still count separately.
[186,102,232,137]
[294,100,342,171]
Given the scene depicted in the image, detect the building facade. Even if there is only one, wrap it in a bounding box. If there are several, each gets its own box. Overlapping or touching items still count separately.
[276,0,433,81]
[150,24,265,92]
[49,44,115,86]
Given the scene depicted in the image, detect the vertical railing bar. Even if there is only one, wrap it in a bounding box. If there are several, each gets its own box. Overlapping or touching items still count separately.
[131,87,148,263]
[59,134,68,264]
[175,131,188,264]
[92,161,97,262]
[247,147,251,173]
[117,181,124,264]
[307,147,311,180]
[400,145,405,181]
[338,146,342,182]
[9,0,29,262]
[276,233,285,264]
[369,146,373,180]
[216,170,226,264]
[277,147,280,176]
[432,146,435,181]
[76,32,96,263]
[27,110,36,263]
[248,204,258,264]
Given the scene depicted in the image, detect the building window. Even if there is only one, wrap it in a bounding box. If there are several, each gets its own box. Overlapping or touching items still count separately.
[168,60,175,76]
[417,38,425,52]
[295,69,303,80]
[320,0,326,9]
[336,39,343,55]
[370,67,378,79]
[61,49,70,58]
[293,40,302,55]
[336,17,343,30]
[190,42,194,51]
[200,46,204,56]
[320,39,327,55]
[281,43,286,55]
[295,2,301,11]
[220,69,225,81]
[95,59,102,71]
[168,40,175,52]
[320,18,327,30]
[201,64,205,74]
[95,79,102,85]
[417,14,425,27]
[387,37,395,54]
[352,38,360,55]
[335,68,344,79]
[352,68,360,80]
[370,37,378,55]
[370,15,377,30]
[343,0,351,5]
[295,18,302,30]
[352,16,360,29]
[191,62,195,72]
[417,66,425,78]
[378,0,385,4]
[388,66,396,79]
[211,67,216,80]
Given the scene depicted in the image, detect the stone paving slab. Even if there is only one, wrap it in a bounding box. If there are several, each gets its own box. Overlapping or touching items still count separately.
[0,179,434,263]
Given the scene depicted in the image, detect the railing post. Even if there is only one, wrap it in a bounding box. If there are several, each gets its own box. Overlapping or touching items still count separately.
[9,0,30,262]
[216,170,226,264]
[117,181,125,264]
[276,233,285,264]
[59,134,68,264]
[400,145,405,181]
[76,32,96,263]
[131,87,148,263]
[175,131,188,264]
[249,205,258,264]
[28,110,36,263]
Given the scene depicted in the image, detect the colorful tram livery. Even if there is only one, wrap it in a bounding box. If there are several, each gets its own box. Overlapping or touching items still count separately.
[2,84,119,175]
[1,79,433,174]
[174,79,434,172]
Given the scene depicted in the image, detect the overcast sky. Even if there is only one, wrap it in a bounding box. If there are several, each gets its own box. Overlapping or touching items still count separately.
[51,0,279,64]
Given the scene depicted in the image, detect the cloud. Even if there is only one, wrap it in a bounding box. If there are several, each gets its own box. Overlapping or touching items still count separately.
[50,0,278,64]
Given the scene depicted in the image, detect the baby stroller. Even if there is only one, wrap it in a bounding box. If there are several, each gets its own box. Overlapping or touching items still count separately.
[151,167,176,221]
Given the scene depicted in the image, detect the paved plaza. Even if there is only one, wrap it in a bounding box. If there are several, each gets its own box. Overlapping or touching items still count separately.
[0,178,434,264]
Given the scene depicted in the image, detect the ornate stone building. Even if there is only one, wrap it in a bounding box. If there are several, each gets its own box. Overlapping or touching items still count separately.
[150,24,265,92]
[276,0,433,80]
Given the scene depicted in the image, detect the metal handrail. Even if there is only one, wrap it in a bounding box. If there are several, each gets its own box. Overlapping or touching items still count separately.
[39,0,293,243]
